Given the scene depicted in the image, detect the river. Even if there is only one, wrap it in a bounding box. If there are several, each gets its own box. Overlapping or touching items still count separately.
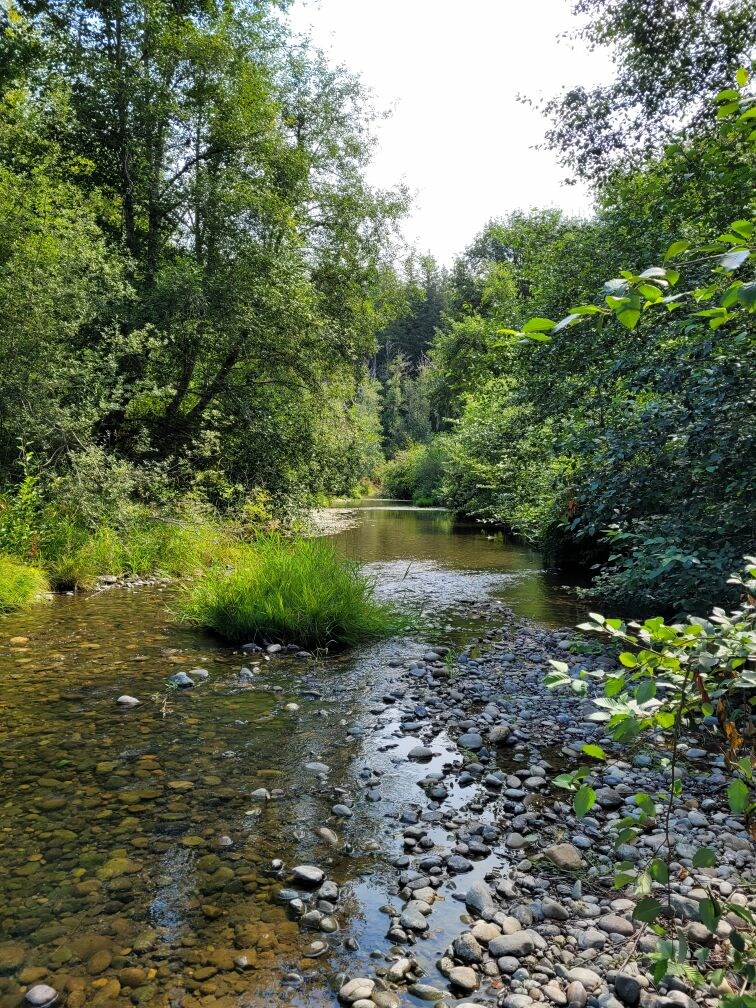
[0,501,582,1008]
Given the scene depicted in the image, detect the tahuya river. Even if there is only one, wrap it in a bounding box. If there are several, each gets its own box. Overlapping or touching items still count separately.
[0,501,582,1008]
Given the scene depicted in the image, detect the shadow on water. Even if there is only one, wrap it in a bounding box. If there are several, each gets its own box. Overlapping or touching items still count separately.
[0,500,583,1008]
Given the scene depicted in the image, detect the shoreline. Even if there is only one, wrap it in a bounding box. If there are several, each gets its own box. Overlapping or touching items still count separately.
[295,606,753,1008]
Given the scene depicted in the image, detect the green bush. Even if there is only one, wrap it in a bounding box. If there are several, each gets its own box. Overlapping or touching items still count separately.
[381,442,445,505]
[0,556,49,612]
[175,536,408,648]
[0,470,241,590]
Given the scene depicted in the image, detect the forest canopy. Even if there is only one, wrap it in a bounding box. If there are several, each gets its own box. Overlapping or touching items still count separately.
[0,0,754,612]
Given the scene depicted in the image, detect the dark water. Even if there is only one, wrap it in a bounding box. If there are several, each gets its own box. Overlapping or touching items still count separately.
[0,502,580,1008]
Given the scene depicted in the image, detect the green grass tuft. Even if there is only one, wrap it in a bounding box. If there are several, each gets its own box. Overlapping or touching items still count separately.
[175,536,408,648]
[0,556,50,612]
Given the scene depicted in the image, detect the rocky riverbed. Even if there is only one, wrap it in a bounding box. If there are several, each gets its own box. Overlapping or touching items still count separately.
[1,503,752,1008]
[261,610,753,1008]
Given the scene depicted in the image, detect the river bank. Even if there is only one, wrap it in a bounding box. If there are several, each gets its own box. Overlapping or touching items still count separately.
[0,503,751,1008]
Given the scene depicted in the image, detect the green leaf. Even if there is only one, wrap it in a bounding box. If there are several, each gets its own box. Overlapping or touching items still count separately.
[717,101,740,118]
[737,281,756,308]
[727,777,750,814]
[735,67,749,87]
[664,240,689,261]
[719,249,750,271]
[551,313,582,333]
[617,308,640,330]
[699,897,720,933]
[729,219,752,239]
[523,317,556,333]
[635,792,655,816]
[553,772,576,790]
[635,680,657,704]
[633,897,663,923]
[573,785,596,819]
[650,857,669,884]
[619,652,638,668]
[692,847,717,868]
[715,89,740,102]
[582,744,607,760]
[605,675,626,697]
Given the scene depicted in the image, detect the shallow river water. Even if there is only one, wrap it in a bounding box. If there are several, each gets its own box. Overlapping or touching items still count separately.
[0,502,582,1008]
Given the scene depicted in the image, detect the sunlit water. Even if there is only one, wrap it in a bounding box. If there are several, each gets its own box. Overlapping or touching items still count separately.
[0,502,581,1008]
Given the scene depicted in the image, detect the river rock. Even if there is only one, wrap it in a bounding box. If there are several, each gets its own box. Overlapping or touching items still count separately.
[25,987,58,1008]
[338,978,374,1003]
[489,723,512,744]
[542,897,569,920]
[598,914,634,937]
[448,966,478,992]
[567,967,602,991]
[167,671,194,688]
[614,974,641,1005]
[452,932,483,963]
[116,695,140,706]
[544,843,583,870]
[400,907,428,932]
[465,880,495,914]
[314,826,339,846]
[566,981,587,1008]
[409,982,447,1000]
[489,931,535,958]
[292,865,325,885]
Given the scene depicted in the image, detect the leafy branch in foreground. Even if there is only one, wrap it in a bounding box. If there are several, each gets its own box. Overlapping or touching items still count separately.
[545,557,756,1004]
[515,69,755,345]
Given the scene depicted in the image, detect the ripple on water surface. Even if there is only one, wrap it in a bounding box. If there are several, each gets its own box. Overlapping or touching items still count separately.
[0,502,581,1007]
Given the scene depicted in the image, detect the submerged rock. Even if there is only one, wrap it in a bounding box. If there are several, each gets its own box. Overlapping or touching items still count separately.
[25,986,58,1008]
[167,671,194,688]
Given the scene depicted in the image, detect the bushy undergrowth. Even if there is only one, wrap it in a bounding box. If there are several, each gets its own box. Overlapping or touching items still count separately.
[381,442,445,505]
[0,471,242,598]
[176,537,408,648]
[41,514,241,591]
[0,556,49,612]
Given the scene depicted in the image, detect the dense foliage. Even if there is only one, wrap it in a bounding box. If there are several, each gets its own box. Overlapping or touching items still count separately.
[0,0,404,521]
[384,13,755,611]
[1,0,753,617]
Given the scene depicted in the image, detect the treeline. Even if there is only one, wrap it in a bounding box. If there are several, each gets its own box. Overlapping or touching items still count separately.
[379,0,756,612]
[0,0,408,532]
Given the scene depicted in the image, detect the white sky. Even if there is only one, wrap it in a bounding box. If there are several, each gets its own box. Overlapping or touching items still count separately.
[288,0,615,264]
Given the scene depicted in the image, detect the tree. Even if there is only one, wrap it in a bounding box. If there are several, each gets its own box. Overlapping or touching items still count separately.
[542,0,756,181]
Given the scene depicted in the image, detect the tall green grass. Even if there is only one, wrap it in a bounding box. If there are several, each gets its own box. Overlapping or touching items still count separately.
[43,516,240,590]
[176,537,408,648]
[0,556,49,612]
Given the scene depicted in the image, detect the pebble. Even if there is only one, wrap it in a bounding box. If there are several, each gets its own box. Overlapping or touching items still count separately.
[25,987,58,1008]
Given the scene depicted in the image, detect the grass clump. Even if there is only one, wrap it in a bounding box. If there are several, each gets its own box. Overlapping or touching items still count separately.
[176,536,408,648]
[0,556,49,612]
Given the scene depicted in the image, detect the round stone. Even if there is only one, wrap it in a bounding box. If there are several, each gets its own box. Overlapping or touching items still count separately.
[25,986,58,1008]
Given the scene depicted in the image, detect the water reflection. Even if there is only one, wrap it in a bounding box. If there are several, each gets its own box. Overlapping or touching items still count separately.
[0,502,580,1008]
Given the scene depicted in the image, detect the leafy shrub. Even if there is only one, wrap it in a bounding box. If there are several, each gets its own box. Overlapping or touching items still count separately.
[381,442,445,505]
[175,536,408,648]
[545,557,756,1003]
[0,556,49,612]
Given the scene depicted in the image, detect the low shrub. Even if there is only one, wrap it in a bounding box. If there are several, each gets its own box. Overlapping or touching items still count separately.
[175,536,408,648]
[0,556,49,612]
[381,442,445,505]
